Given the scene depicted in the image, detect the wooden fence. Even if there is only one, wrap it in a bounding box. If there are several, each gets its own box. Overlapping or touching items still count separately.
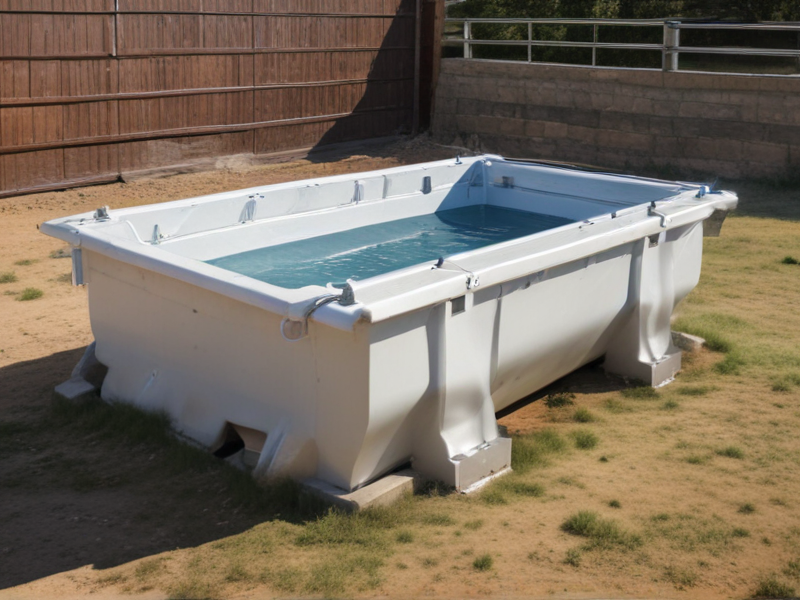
[0,0,443,198]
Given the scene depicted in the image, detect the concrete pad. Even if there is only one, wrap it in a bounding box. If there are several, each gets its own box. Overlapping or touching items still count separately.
[672,330,706,352]
[53,376,97,403]
[303,469,421,512]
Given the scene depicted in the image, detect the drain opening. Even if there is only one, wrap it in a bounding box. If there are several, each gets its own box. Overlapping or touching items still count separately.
[212,422,268,468]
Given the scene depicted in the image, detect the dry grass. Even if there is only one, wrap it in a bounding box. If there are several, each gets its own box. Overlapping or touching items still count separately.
[2,148,799,599]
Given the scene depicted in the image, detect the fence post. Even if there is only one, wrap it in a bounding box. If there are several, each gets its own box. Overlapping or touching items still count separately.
[592,24,597,66]
[662,21,680,71]
[463,21,471,58]
[528,22,532,62]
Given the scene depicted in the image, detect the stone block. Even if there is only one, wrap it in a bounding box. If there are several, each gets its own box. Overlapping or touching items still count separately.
[543,121,568,139]
[302,469,421,512]
[54,377,98,403]
[740,140,789,166]
[679,102,741,121]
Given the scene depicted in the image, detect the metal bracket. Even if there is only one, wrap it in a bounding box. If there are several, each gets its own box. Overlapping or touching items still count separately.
[648,202,671,228]
[93,206,110,221]
[422,176,432,194]
[352,180,364,204]
[240,195,260,223]
[151,224,163,245]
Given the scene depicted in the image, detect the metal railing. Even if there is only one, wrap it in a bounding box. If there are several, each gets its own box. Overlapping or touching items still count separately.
[443,18,800,72]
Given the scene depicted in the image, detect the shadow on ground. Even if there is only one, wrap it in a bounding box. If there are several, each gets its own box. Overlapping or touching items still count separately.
[0,348,306,590]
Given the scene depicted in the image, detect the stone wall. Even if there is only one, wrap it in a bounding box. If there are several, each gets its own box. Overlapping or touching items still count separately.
[432,58,800,179]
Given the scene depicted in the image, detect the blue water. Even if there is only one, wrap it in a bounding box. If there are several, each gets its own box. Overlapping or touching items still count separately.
[207,205,572,289]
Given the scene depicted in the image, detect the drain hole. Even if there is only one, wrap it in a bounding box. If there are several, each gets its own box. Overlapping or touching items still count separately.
[213,426,245,459]
[212,422,268,468]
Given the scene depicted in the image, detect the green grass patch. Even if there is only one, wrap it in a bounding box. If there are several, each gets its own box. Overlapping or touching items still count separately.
[396,530,413,543]
[573,407,596,422]
[421,513,455,526]
[543,392,575,409]
[738,503,756,514]
[464,519,483,530]
[621,385,658,400]
[16,287,43,301]
[472,554,493,571]
[0,271,17,284]
[609,499,621,509]
[570,429,598,450]
[677,385,716,397]
[716,446,745,459]
[781,256,799,265]
[752,575,795,598]
[661,399,680,410]
[603,398,632,413]
[560,510,642,551]
[714,352,746,375]
[511,429,568,473]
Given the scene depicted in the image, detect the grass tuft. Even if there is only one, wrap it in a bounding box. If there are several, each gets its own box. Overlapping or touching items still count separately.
[738,503,756,514]
[664,565,697,589]
[604,398,632,413]
[573,407,596,422]
[511,429,568,473]
[472,554,493,571]
[661,399,680,410]
[564,548,581,567]
[14,259,37,266]
[714,352,746,375]
[571,429,599,450]
[609,500,621,509]
[752,575,795,598]
[464,519,483,531]
[561,510,642,551]
[621,385,658,400]
[0,271,17,284]
[16,287,43,301]
[716,446,745,459]
[781,256,799,265]
[544,392,575,409]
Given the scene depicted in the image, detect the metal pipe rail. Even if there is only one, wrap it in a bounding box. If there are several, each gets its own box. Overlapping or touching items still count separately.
[444,17,800,72]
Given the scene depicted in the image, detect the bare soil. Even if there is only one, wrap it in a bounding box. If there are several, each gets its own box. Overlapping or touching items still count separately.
[1,136,800,600]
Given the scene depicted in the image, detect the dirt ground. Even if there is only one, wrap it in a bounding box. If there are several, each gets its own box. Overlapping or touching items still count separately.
[1,136,800,600]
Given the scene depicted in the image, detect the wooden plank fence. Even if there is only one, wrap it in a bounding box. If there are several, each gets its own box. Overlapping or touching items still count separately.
[0,0,442,197]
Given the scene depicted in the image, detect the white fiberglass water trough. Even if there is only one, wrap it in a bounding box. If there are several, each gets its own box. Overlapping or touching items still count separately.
[42,156,736,493]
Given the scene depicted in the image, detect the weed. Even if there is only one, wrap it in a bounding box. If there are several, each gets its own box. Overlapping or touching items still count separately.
[772,381,792,392]
[421,557,438,568]
[609,500,621,509]
[225,562,252,583]
[50,248,71,259]
[561,510,641,551]
[14,259,37,266]
[544,392,575,409]
[763,537,772,546]
[738,503,756,514]
[464,519,483,530]
[96,571,126,587]
[716,446,745,459]
[752,575,795,598]
[677,385,716,396]
[771,374,800,392]
[496,479,545,498]
[621,385,658,400]
[573,407,596,422]
[55,272,72,283]
[781,256,799,265]
[511,429,568,473]
[0,271,17,284]
[396,530,413,543]
[472,554,493,571]
[784,560,800,579]
[599,455,609,462]
[564,548,581,567]
[571,429,599,450]
[16,287,43,301]
[661,399,680,410]
[664,565,697,589]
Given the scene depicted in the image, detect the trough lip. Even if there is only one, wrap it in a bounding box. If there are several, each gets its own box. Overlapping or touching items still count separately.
[40,155,738,332]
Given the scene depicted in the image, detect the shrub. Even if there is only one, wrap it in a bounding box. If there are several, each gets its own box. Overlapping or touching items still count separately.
[738,503,756,515]
[781,256,799,265]
[0,271,17,284]
[609,500,621,509]
[564,548,581,567]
